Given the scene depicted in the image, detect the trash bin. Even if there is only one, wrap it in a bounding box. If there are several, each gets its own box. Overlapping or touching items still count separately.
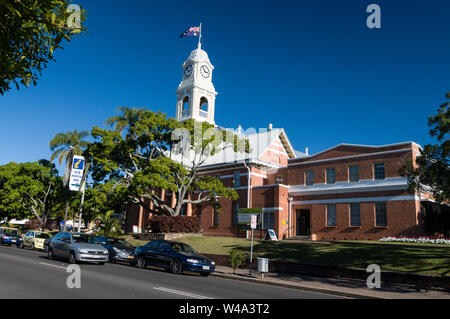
[257,257,269,278]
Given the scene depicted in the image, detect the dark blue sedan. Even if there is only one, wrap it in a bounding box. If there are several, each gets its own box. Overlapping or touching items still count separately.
[134,240,215,276]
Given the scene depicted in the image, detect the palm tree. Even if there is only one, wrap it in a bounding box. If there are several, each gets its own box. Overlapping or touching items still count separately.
[49,129,90,165]
[49,130,90,231]
[94,210,123,237]
[105,106,147,134]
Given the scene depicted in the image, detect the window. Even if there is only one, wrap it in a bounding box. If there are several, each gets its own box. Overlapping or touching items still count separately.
[213,208,219,227]
[146,241,161,249]
[232,202,239,226]
[182,96,190,117]
[374,163,385,180]
[233,171,240,187]
[305,170,314,186]
[350,203,361,226]
[327,204,337,226]
[326,168,335,184]
[262,212,274,230]
[199,97,208,118]
[349,165,359,182]
[275,176,284,184]
[375,202,387,226]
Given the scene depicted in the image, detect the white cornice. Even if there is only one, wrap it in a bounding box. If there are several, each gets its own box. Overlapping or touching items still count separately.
[288,148,414,167]
[288,177,409,196]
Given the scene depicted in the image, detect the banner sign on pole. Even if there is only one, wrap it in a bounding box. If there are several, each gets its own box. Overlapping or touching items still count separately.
[250,215,257,230]
[69,155,85,191]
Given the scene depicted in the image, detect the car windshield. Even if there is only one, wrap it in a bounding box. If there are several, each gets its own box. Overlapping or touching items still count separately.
[4,229,19,236]
[72,234,99,244]
[170,242,197,253]
[108,238,132,247]
[35,232,50,239]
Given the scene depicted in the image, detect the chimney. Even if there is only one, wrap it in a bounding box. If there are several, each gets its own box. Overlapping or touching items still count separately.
[305,147,309,156]
[268,123,273,131]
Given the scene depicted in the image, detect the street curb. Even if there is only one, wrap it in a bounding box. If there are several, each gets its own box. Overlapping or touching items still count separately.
[210,272,382,299]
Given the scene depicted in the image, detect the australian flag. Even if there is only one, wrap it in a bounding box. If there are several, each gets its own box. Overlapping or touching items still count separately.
[180,26,200,38]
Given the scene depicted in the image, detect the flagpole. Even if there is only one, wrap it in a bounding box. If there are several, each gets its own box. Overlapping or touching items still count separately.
[198,22,202,49]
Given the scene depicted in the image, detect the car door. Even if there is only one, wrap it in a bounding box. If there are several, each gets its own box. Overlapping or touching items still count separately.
[24,232,34,247]
[61,233,73,258]
[154,242,173,268]
[143,241,160,266]
[51,232,64,256]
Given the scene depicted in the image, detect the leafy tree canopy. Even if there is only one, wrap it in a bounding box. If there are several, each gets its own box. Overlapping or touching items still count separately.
[87,108,250,216]
[0,0,87,94]
[401,92,450,203]
[0,160,66,229]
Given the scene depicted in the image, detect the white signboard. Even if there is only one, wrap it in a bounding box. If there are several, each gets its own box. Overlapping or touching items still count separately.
[268,229,278,241]
[250,215,257,230]
[69,155,85,191]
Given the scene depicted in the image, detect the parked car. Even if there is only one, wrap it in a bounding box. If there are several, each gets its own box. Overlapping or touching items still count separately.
[47,232,109,264]
[20,230,52,250]
[134,240,215,276]
[0,227,22,246]
[96,236,136,263]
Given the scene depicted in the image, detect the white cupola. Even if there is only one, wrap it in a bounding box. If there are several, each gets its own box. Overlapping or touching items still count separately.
[175,43,218,125]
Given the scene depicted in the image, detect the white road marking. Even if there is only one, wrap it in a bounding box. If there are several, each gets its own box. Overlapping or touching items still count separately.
[39,262,67,270]
[153,286,213,299]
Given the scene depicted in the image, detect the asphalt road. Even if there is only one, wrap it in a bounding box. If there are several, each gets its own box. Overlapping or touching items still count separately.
[0,244,343,299]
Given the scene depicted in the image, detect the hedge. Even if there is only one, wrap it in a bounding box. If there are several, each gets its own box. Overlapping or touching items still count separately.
[147,216,200,233]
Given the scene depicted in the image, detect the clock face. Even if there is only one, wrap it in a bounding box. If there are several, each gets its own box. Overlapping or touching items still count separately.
[200,65,210,78]
[184,65,193,78]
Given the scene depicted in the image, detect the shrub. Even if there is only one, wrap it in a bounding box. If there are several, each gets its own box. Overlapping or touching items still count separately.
[147,216,200,233]
[229,249,247,274]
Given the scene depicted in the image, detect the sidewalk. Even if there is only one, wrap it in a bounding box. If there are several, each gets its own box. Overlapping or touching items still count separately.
[211,265,450,299]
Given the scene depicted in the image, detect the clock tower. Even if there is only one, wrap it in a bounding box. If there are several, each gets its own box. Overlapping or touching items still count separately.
[176,43,217,125]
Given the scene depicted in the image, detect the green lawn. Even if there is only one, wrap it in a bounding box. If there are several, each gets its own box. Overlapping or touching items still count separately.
[172,236,450,277]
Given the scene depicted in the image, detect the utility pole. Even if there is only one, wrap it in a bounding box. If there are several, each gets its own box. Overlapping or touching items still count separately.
[62,147,74,231]
[77,163,90,232]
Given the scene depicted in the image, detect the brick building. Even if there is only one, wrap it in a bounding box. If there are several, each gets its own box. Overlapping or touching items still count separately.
[126,44,449,240]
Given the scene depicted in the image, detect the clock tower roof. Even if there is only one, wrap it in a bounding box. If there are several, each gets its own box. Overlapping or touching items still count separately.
[184,45,211,65]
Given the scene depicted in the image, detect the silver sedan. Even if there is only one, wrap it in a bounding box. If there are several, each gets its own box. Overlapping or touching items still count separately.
[48,232,109,264]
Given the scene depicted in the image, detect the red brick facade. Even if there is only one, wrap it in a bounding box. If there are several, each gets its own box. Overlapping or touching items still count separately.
[127,139,430,241]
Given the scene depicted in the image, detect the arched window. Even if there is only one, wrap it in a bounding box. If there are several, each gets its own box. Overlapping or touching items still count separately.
[199,97,208,118]
[182,96,190,117]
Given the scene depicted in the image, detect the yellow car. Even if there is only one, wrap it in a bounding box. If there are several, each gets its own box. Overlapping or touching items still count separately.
[20,231,52,250]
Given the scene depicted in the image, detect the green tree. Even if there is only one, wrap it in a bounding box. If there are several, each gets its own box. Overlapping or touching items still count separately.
[94,210,123,237]
[401,92,450,203]
[87,108,249,216]
[49,129,90,165]
[81,180,130,228]
[105,106,147,133]
[0,0,87,95]
[0,160,66,230]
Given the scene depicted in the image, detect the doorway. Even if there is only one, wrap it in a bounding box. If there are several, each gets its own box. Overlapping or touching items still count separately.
[296,209,310,236]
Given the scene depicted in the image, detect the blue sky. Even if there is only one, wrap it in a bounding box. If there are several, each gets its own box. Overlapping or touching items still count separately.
[1,0,449,171]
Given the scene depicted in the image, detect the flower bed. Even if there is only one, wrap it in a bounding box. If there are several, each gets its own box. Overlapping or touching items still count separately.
[379,236,450,245]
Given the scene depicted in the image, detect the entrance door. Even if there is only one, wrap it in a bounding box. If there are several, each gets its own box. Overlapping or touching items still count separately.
[296,210,310,236]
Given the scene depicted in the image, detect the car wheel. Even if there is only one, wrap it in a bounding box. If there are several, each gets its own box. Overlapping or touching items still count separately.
[98,262,105,265]
[170,259,182,275]
[48,248,55,260]
[69,252,77,264]
[200,272,210,277]
[137,256,146,269]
